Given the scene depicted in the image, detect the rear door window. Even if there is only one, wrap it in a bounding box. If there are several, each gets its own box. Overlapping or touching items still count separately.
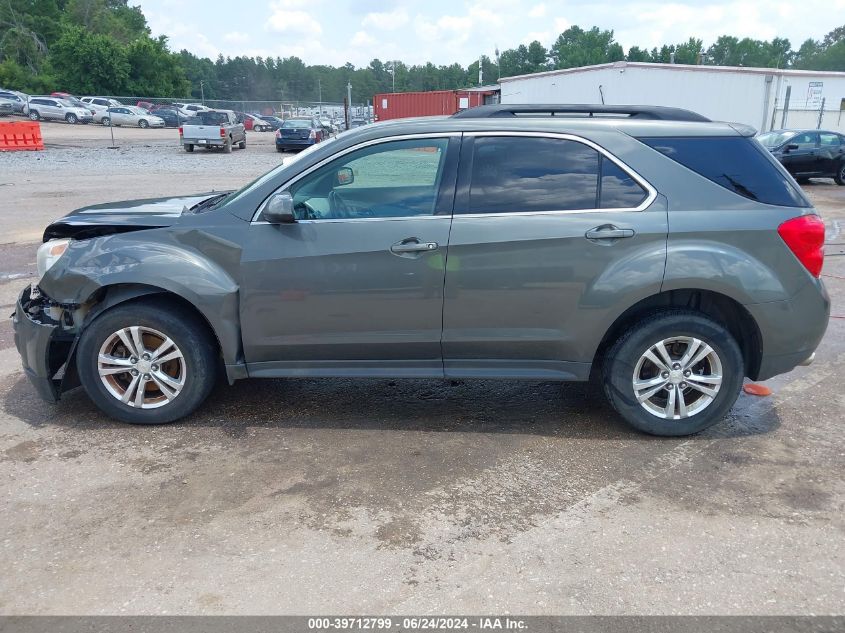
[464,136,646,214]
[820,133,841,147]
[640,136,809,207]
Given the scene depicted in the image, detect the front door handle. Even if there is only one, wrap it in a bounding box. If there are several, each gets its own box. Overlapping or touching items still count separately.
[585,225,635,240]
[390,238,439,257]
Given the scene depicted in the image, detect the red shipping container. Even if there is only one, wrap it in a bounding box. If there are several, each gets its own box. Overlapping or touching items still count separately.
[373,89,496,121]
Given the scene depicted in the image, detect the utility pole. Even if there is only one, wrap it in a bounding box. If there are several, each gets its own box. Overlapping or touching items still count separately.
[478,56,483,86]
[317,78,322,112]
[346,81,352,128]
[200,80,205,104]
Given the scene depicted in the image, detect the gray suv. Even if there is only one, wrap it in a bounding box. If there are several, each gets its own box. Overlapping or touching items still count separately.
[13,104,829,436]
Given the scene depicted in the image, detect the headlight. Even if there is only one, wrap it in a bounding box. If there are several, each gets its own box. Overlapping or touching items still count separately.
[36,239,72,278]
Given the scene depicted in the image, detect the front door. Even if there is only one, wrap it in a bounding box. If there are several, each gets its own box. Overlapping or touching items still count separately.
[442,133,668,379]
[781,132,820,176]
[239,135,458,376]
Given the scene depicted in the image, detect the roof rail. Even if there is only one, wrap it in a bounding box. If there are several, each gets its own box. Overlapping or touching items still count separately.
[452,104,711,122]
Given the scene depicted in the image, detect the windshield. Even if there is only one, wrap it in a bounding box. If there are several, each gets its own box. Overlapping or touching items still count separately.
[757,131,795,149]
[219,135,341,208]
[283,119,312,128]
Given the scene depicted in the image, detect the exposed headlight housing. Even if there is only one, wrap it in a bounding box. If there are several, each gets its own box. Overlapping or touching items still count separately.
[36,238,72,279]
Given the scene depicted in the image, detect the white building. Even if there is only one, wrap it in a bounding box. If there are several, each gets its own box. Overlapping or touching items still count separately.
[499,61,845,133]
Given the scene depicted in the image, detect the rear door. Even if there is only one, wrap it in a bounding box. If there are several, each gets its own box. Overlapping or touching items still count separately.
[441,132,667,379]
[818,132,845,176]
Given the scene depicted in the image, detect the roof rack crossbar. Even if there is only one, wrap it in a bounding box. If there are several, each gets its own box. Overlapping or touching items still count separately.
[452,104,710,122]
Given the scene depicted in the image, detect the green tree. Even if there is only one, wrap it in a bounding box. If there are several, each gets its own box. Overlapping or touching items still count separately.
[46,24,129,93]
[125,36,189,96]
[550,26,624,69]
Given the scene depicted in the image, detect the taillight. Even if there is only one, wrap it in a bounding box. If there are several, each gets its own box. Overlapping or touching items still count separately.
[275,129,281,138]
[178,127,183,136]
[309,129,316,140]
[220,127,226,138]
[778,215,825,278]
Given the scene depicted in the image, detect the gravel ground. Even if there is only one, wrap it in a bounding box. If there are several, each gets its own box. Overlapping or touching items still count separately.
[0,122,843,615]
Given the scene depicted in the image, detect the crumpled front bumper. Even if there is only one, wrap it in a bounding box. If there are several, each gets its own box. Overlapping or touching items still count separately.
[12,286,76,402]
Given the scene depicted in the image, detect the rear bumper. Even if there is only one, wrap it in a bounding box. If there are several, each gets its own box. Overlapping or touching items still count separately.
[184,139,226,146]
[747,279,830,380]
[276,138,316,150]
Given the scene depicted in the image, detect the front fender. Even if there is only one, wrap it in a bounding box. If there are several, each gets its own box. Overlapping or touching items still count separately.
[39,229,243,366]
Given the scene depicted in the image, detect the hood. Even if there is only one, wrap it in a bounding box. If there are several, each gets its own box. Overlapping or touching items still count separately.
[43,192,231,241]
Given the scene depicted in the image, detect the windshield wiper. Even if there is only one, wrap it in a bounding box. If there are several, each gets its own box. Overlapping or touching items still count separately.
[188,193,229,214]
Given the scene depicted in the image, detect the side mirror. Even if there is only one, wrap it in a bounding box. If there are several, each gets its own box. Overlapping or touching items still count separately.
[335,166,354,186]
[263,191,296,224]
[785,143,799,152]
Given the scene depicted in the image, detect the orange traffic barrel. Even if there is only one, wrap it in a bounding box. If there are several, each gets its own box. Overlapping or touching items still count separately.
[0,121,44,151]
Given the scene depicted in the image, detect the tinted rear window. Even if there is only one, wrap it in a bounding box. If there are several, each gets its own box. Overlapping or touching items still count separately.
[640,136,809,207]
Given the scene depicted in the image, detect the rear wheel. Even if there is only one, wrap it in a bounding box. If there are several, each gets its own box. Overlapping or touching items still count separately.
[223,137,232,153]
[77,301,218,424]
[184,144,194,153]
[603,310,744,436]
[835,162,845,186]
[238,137,246,150]
[101,117,110,126]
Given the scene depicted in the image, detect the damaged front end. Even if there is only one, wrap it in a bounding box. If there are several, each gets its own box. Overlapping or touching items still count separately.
[12,285,83,402]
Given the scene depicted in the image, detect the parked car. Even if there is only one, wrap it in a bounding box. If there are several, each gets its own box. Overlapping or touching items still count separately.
[758,129,845,185]
[101,106,165,128]
[12,104,829,435]
[152,108,186,128]
[81,96,123,110]
[318,118,334,137]
[0,90,29,114]
[275,117,324,151]
[182,103,209,114]
[236,112,272,132]
[350,118,366,128]
[0,98,13,116]
[180,109,245,152]
[27,97,93,124]
[259,115,285,130]
[50,91,73,99]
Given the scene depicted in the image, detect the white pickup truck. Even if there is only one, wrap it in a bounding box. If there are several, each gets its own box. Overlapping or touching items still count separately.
[180,109,246,153]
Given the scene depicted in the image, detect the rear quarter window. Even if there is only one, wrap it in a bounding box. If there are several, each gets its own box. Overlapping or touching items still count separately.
[639,136,809,208]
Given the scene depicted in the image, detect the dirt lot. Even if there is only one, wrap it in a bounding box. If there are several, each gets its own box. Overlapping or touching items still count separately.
[0,121,843,615]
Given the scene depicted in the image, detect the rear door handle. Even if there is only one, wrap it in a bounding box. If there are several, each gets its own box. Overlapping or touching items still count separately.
[390,238,439,256]
[585,225,635,240]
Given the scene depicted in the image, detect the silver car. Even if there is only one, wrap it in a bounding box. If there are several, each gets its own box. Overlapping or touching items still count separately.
[0,90,28,114]
[102,106,165,128]
[0,97,13,116]
[27,97,93,124]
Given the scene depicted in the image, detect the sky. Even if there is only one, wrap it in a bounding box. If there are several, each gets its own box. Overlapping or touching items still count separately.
[137,0,845,68]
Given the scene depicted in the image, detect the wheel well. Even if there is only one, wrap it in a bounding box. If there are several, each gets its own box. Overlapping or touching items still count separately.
[86,285,222,357]
[594,289,763,379]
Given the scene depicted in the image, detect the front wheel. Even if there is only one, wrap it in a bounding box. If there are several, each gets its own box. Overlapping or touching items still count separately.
[138,119,149,128]
[76,301,219,424]
[603,310,744,436]
[835,162,845,186]
[29,110,40,121]
[65,113,78,124]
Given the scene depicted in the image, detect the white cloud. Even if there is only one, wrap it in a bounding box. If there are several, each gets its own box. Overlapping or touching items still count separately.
[528,3,547,18]
[362,9,409,30]
[223,31,249,43]
[267,1,323,35]
[553,17,570,34]
[351,30,376,47]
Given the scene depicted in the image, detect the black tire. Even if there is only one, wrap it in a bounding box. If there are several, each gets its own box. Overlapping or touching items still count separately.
[835,162,845,186]
[223,137,232,153]
[276,147,285,153]
[184,144,194,153]
[602,310,744,436]
[138,119,149,128]
[238,137,246,150]
[65,113,78,124]
[76,300,219,425]
[28,110,40,121]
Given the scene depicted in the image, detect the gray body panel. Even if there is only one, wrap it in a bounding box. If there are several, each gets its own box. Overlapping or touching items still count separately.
[17,112,829,400]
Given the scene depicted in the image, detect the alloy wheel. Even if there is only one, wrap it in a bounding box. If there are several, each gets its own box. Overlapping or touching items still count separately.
[97,326,186,409]
[632,336,723,420]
